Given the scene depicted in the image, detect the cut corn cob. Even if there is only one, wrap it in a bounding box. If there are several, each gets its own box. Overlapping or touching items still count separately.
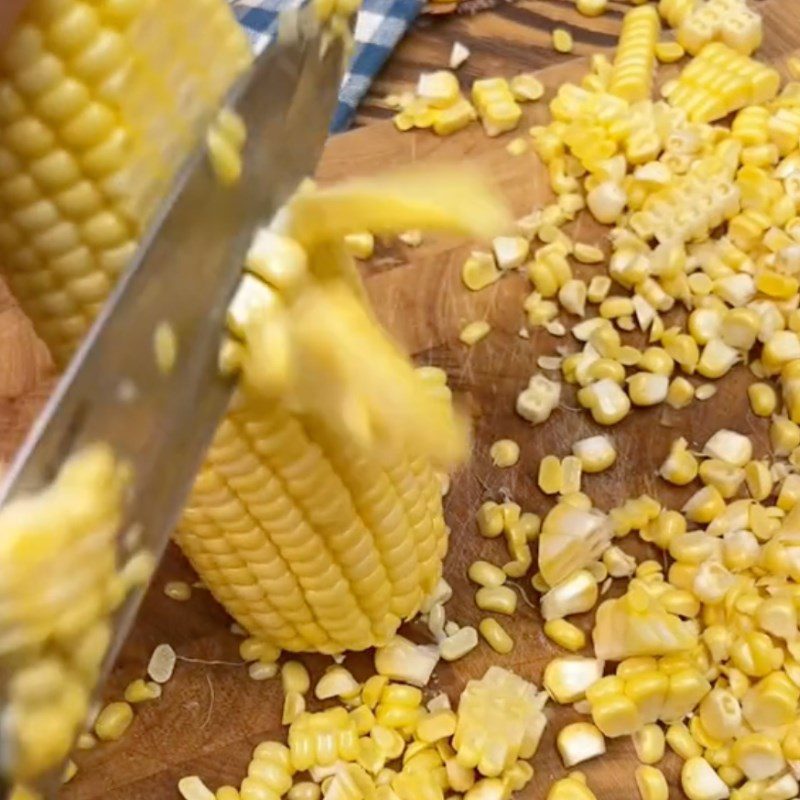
[179,173,507,653]
[666,42,780,122]
[453,667,548,777]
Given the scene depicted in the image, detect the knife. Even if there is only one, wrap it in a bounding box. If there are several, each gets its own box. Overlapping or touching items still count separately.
[0,5,343,795]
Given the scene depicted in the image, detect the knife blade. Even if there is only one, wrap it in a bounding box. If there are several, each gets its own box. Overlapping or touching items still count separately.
[0,6,343,795]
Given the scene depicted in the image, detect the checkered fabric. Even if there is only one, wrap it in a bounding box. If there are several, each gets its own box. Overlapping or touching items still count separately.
[230,0,422,132]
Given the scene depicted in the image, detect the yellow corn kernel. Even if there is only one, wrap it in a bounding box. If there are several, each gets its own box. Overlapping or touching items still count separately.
[586,359,626,385]
[475,586,518,616]
[757,270,799,300]
[639,347,674,376]
[741,671,799,731]
[416,710,457,743]
[433,98,478,136]
[698,688,741,742]
[588,275,612,303]
[572,435,616,473]
[576,0,607,16]
[538,455,564,495]
[747,382,776,417]
[698,459,745,499]
[344,232,375,260]
[577,379,631,425]
[624,669,669,724]
[480,100,522,137]
[124,679,162,704]
[730,631,784,677]
[681,757,730,800]
[666,377,695,409]
[600,296,635,319]
[477,501,505,538]
[731,734,786,781]
[667,723,703,760]
[362,676,389,710]
[94,701,134,742]
[635,765,669,800]
[655,41,685,63]
[288,784,320,800]
[574,243,604,264]
[632,724,665,765]
[682,486,725,524]
[417,71,460,109]
[547,774,598,800]
[478,618,514,654]
[771,417,800,456]
[281,662,311,696]
[460,320,491,346]
[510,73,545,102]
[178,776,216,800]
[468,561,507,588]
[627,372,669,406]
[755,596,797,642]
[351,706,376,737]
[659,438,698,486]
[743,460,771,501]
[591,692,641,738]
[490,438,520,468]
[553,28,574,53]
[462,251,501,291]
[544,619,587,652]
[540,570,599,620]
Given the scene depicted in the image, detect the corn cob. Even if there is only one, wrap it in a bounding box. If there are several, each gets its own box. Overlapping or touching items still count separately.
[0,0,252,366]
[178,172,505,654]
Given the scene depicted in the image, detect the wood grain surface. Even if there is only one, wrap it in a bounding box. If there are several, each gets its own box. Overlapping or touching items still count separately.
[0,0,793,797]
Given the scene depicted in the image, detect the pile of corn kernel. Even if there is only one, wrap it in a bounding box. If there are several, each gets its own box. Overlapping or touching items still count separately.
[386,0,800,798]
[173,656,547,800]
[50,1,800,799]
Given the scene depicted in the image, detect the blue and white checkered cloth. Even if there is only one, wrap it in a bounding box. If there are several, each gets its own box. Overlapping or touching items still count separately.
[231,0,422,133]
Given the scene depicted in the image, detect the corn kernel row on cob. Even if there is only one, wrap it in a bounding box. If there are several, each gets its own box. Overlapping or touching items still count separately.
[0,0,252,365]
[180,405,447,653]
[673,0,762,56]
[664,42,780,122]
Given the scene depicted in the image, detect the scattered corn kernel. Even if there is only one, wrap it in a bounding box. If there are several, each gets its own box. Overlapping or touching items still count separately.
[553,28,575,54]
[490,439,520,468]
[478,618,514,654]
[460,320,491,346]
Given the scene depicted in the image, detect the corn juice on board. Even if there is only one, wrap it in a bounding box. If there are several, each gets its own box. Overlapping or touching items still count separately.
[0,0,795,797]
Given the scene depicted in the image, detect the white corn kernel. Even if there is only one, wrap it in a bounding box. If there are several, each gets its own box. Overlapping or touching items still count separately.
[493,236,529,270]
[517,374,561,424]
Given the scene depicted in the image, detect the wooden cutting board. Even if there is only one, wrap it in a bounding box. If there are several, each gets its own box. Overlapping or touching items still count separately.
[0,0,789,796]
